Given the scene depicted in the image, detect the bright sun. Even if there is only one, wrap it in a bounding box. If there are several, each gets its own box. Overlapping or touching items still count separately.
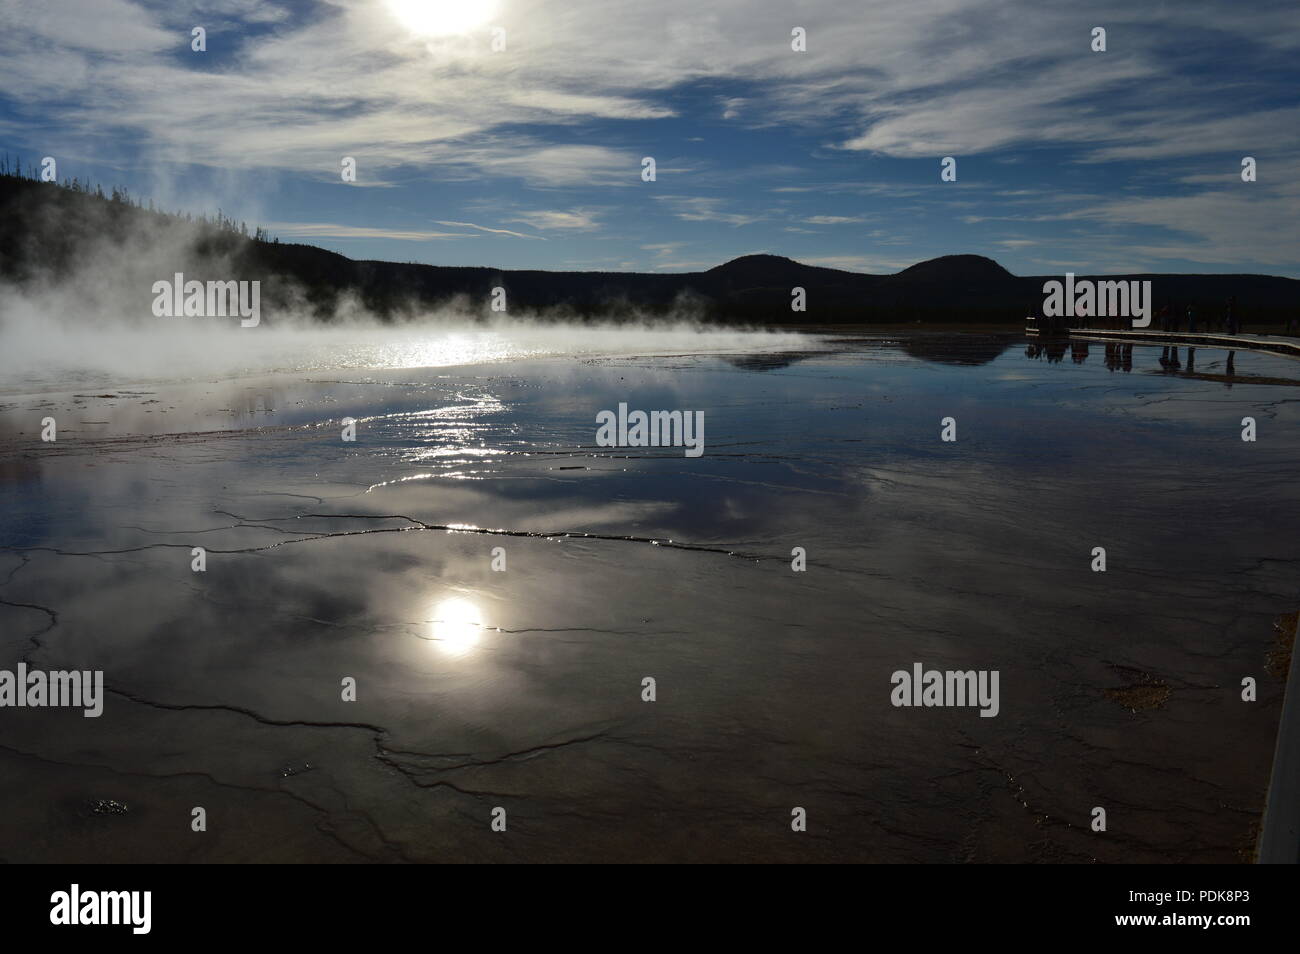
[386,0,498,37]
[430,598,484,657]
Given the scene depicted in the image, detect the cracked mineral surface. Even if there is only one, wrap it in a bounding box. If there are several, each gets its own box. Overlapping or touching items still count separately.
[0,332,1296,862]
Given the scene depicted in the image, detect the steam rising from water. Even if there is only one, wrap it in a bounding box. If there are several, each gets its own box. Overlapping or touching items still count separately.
[0,207,812,394]
[0,301,814,396]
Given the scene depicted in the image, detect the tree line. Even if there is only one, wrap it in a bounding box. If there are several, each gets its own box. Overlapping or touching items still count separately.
[0,152,275,243]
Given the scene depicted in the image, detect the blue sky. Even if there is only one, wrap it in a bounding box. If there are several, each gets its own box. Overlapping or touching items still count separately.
[1,0,1298,276]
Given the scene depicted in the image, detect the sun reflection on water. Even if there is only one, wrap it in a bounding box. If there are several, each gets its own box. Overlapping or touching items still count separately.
[429,597,485,657]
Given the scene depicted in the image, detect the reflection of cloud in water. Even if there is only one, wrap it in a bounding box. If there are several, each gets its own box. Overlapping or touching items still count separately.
[3,332,1298,862]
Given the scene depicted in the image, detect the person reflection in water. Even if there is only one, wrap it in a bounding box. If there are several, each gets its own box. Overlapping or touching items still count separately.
[1226,350,1236,387]
[1186,347,1196,373]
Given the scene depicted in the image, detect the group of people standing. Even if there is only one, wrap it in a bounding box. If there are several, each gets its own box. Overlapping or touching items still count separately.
[1155,297,1239,334]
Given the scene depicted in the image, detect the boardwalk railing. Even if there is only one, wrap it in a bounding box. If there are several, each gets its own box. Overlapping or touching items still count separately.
[1024,320,1300,361]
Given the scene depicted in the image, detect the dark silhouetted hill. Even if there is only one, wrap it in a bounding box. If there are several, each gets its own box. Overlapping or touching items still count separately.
[2,173,1296,326]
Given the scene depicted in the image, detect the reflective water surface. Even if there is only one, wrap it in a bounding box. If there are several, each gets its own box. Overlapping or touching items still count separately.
[0,331,1296,862]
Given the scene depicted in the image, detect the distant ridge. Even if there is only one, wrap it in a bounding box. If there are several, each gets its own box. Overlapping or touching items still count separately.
[895,254,1014,283]
[706,253,857,283]
[2,173,1296,326]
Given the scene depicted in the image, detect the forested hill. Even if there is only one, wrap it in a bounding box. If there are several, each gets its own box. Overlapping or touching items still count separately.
[2,172,1296,325]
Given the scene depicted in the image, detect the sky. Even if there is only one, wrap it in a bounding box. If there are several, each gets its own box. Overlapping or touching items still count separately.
[1,0,1298,277]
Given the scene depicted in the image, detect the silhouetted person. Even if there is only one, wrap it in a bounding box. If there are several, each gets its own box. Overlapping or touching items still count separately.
[1186,304,1196,333]
[1225,296,1238,335]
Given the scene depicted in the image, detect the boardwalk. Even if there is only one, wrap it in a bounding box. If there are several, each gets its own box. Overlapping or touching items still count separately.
[1261,623,1300,863]
[1024,321,1300,361]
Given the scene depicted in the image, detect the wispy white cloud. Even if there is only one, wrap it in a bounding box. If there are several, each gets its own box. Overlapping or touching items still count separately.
[720,97,747,120]
[1075,183,1300,267]
[267,222,473,240]
[6,0,1297,181]
[435,220,540,239]
[654,195,764,227]
[4,0,174,53]
[505,209,602,231]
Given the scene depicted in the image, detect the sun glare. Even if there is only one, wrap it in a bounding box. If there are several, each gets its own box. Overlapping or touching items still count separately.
[386,0,498,37]
[430,598,484,657]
